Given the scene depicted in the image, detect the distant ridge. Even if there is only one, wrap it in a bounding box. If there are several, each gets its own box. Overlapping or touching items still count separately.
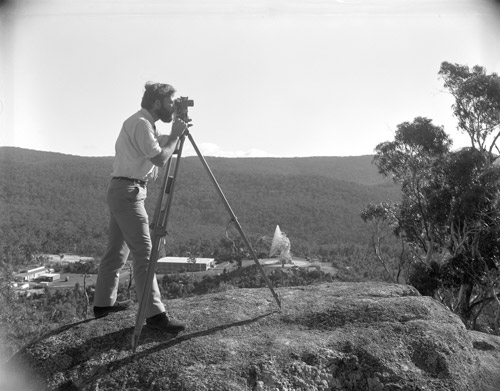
[0,147,385,186]
[180,155,389,186]
[0,147,399,258]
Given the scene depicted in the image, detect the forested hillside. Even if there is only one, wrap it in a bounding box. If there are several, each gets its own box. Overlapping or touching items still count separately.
[0,147,399,266]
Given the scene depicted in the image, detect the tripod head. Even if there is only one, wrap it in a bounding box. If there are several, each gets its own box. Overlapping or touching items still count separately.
[173,96,194,124]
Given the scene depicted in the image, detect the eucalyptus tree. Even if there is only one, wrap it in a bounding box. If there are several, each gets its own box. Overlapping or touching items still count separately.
[373,116,452,262]
[439,62,500,156]
[360,201,408,283]
[438,148,500,328]
[363,62,500,330]
[366,118,500,328]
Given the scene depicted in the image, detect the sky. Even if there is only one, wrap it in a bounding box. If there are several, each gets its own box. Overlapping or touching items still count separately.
[0,0,500,158]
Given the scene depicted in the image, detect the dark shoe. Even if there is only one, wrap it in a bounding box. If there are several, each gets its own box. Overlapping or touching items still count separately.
[94,300,132,319]
[146,312,186,334]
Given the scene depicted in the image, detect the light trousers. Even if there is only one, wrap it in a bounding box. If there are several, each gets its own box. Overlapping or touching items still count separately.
[94,179,165,318]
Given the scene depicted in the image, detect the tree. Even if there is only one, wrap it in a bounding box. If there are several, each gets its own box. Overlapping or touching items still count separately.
[369,115,500,329]
[437,149,500,328]
[439,62,500,156]
[214,237,244,268]
[373,116,452,263]
[360,201,409,283]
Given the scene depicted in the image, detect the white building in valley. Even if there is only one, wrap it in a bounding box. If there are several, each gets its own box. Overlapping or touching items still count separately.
[156,257,215,273]
[15,266,47,282]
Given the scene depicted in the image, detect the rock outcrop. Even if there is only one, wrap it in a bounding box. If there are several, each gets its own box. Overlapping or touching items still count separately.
[5,282,500,390]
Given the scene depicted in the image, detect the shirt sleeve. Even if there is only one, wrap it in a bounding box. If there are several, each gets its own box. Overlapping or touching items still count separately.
[133,119,162,158]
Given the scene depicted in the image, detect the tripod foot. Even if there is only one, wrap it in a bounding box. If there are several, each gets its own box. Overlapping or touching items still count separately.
[131,333,139,353]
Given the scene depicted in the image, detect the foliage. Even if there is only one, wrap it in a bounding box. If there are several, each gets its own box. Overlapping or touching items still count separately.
[360,201,410,283]
[0,147,398,268]
[0,280,90,361]
[362,62,500,331]
[370,122,500,328]
[374,116,452,183]
[439,62,500,155]
[59,260,99,275]
[159,265,334,299]
[372,116,452,257]
[407,261,441,297]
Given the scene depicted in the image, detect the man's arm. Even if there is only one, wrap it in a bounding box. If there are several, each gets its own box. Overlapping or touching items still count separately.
[150,119,187,167]
[157,134,171,148]
[150,136,179,166]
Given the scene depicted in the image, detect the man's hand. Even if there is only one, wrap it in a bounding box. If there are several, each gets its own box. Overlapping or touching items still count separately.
[157,134,170,148]
[171,118,187,139]
[151,119,188,167]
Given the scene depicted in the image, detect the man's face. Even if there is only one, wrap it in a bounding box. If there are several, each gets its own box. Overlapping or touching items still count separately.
[156,96,174,123]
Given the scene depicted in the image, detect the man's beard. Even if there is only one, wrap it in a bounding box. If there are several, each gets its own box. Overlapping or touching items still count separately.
[157,106,173,123]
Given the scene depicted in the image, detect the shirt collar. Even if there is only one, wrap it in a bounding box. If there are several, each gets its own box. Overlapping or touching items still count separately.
[140,108,156,129]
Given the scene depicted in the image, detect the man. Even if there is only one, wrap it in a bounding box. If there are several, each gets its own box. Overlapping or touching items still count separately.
[93,82,187,334]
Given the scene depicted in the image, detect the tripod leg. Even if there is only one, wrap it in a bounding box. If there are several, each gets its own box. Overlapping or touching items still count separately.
[186,131,281,309]
[131,135,187,352]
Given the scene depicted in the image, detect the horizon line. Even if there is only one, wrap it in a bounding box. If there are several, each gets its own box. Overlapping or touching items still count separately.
[0,145,376,159]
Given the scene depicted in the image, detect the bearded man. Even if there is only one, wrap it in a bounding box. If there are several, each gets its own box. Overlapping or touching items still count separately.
[93,82,187,334]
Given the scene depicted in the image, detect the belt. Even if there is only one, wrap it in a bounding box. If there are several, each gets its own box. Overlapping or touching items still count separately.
[112,176,147,186]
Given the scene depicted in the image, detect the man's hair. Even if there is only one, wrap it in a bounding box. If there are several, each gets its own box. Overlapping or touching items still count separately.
[141,82,176,109]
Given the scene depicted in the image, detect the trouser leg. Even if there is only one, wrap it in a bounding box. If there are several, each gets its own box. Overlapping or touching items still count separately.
[120,210,165,318]
[108,183,165,318]
[94,214,129,307]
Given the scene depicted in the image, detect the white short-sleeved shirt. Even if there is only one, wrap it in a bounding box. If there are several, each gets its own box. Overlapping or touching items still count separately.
[111,109,162,181]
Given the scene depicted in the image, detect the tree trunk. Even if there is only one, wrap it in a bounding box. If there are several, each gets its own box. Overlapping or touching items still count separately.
[373,241,396,283]
[457,282,473,328]
[490,286,500,332]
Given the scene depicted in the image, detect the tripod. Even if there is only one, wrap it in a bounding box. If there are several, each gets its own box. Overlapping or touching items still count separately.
[131,114,281,352]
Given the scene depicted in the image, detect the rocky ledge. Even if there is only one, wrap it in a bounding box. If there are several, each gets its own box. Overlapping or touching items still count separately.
[4,282,500,390]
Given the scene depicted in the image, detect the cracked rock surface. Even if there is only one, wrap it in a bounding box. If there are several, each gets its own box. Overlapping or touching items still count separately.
[6,282,500,390]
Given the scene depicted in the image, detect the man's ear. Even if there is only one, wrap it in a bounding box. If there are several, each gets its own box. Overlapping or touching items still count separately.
[153,99,161,110]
